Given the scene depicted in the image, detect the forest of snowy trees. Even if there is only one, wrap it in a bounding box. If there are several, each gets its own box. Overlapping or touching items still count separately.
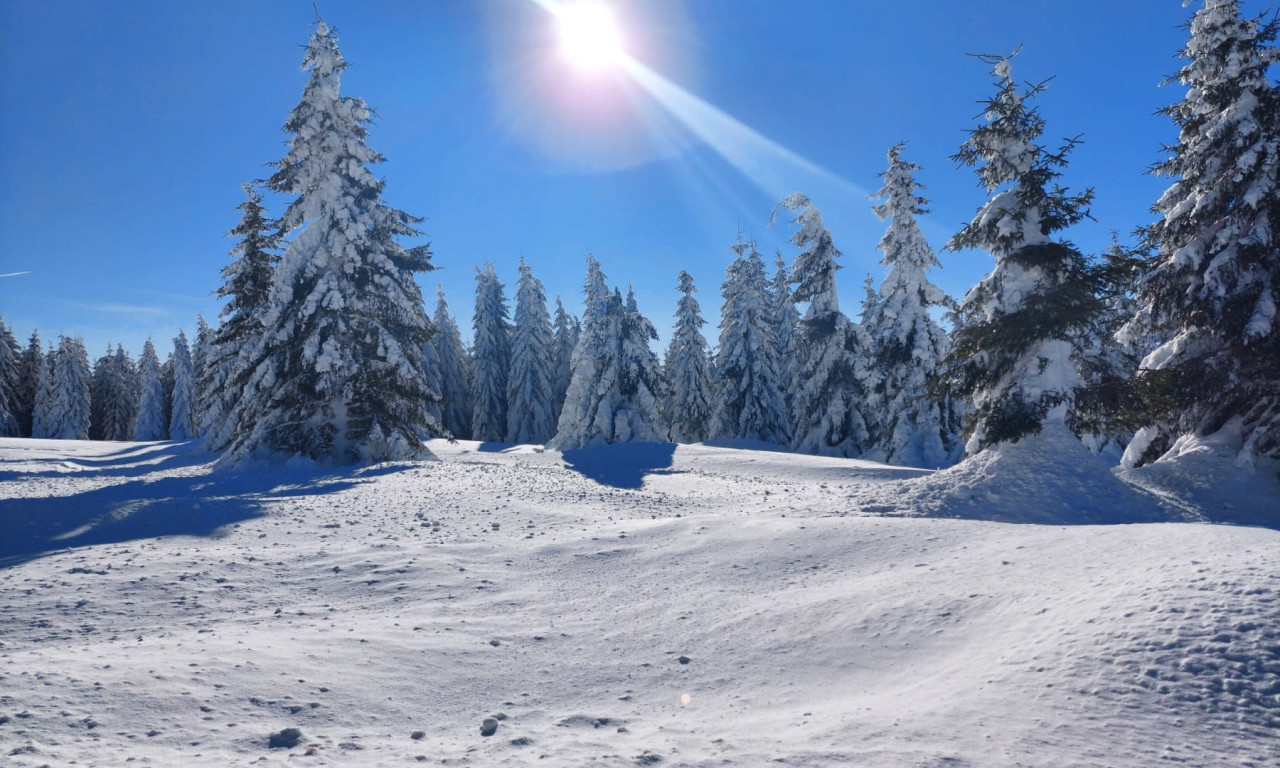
[1,0,1276,473]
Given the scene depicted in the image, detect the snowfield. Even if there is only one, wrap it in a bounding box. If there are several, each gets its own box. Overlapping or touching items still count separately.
[1,436,1278,767]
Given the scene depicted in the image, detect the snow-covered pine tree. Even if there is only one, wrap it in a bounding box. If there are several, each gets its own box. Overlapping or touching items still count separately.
[551,296,580,423]
[662,270,715,443]
[203,184,281,451]
[16,331,42,438]
[226,19,441,464]
[191,315,211,434]
[940,55,1101,455]
[89,346,113,441]
[769,252,801,411]
[102,345,138,441]
[0,318,20,436]
[618,286,666,441]
[506,259,557,444]
[710,236,790,445]
[168,331,198,441]
[471,263,512,442]
[863,143,961,467]
[431,286,472,439]
[134,339,167,441]
[35,336,91,440]
[777,193,871,457]
[160,354,175,440]
[1122,0,1280,466]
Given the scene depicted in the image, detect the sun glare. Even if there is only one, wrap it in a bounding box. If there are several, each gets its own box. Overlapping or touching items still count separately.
[557,2,624,70]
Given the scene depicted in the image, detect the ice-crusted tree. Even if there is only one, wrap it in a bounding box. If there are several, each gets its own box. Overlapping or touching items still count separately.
[550,256,665,449]
[191,315,211,433]
[711,236,790,445]
[35,336,91,440]
[506,259,557,444]
[227,19,441,464]
[1122,0,1280,466]
[940,55,1101,455]
[94,345,138,442]
[551,296,580,422]
[89,346,113,441]
[0,319,20,436]
[17,331,43,438]
[168,331,198,441]
[777,193,871,457]
[471,263,512,442]
[134,339,167,441]
[769,252,801,421]
[863,143,961,467]
[431,286,472,439]
[662,270,714,443]
[202,184,281,451]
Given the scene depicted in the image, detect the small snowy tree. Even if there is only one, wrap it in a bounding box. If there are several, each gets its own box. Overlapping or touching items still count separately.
[551,296,580,423]
[940,55,1101,455]
[863,143,961,467]
[776,193,871,457]
[471,263,512,442]
[0,319,20,437]
[16,331,42,438]
[431,286,472,439]
[1122,0,1280,465]
[662,270,714,443]
[134,339,167,441]
[227,19,441,464]
[35,336,91,440]
[507,259,557,444]
[169,331,198,441]
[710,236,790,444]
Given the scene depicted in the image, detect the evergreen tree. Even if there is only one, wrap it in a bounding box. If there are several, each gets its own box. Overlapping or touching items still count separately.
[35,336,91,440]
[431,286,472,439]
[89,346,113,441]
[471,263,512,442]
[710,236,790,444]
[769,252,801,414]
[940,55,1101,455]
[506,259,557,444]
[103,345,139,441]
[662,270,714,443]
[777,193,871,457]
[169,331,198,441]
[0,318,20,437]
[863,143,961,467]
[1123,0,1280,465]
[227,19,441,464]
[191,315,211,434]
[134,339,167,441]
[551,296,580,423]
[17,331,43,438]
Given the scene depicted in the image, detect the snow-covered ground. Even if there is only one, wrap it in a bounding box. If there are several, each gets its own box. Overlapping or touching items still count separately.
[1,436,1277,767]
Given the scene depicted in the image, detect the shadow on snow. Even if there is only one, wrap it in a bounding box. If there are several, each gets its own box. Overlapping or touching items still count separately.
[561,442,677,490]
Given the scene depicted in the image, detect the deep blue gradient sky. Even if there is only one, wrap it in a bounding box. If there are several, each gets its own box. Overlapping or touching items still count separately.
[0,0,1223,357]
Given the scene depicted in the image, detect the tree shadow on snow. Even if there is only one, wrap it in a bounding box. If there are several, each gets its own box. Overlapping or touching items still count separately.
[561,442,677,490]
[0,441,214,483]
[0,457,402,569]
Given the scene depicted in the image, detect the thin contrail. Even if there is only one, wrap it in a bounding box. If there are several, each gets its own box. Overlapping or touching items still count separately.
[0,271,31,278]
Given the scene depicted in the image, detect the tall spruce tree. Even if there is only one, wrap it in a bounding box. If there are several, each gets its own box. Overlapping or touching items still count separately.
[431,286,472,439]
[1123,0,1280,465]
[35,336,91,440]
[0,319,20,436]
[102,345,138,442]
[769,252,801,426]
[662,270,715,443]
[711,236,790,445]
[134,339,167,441]
[203,184,281,451]
[551,296,580,423]
[471,263,512,442]
[864,143,961,467]
[777,193,871,457]
[941,55,1100,455]
[227,19,441,464]
[16,331,42,438]
[507,259,557,444]
[169,331,198,441]
[191,315,211,434]
[89,346,113,441]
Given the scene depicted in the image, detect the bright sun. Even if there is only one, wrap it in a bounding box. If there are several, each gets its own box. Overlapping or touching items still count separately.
[557,2,624,70]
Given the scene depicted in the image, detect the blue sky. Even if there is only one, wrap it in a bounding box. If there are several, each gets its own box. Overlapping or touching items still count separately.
[0,0,1214,358]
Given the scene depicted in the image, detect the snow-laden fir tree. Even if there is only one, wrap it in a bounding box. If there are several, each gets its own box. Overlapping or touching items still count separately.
[191,315,211,433]
[777,193,872,457]
[227,19,441,464]
[550,255,665,449]
[34,336,91,440]
[710,236,790,445]
[93,345,138,442]
[471,263,512,442]
[662,270,714,443]
[0,318,20,436]
[863,143,961,467]
[134,339,167,441]
[769,252,801,427]
[89,346,113,441]
[1121,0,1280,466]
[940,55,1100,455]
[17,331,43,438]
[551,296,580,423]
[202,184,281,451]
[506,259,557,444]
[160,354,175,439]
[168,331,198,441]
[430,286,472,439]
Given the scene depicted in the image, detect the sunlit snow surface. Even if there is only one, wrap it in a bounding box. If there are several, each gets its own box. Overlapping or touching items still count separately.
[1,436,1277,766]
